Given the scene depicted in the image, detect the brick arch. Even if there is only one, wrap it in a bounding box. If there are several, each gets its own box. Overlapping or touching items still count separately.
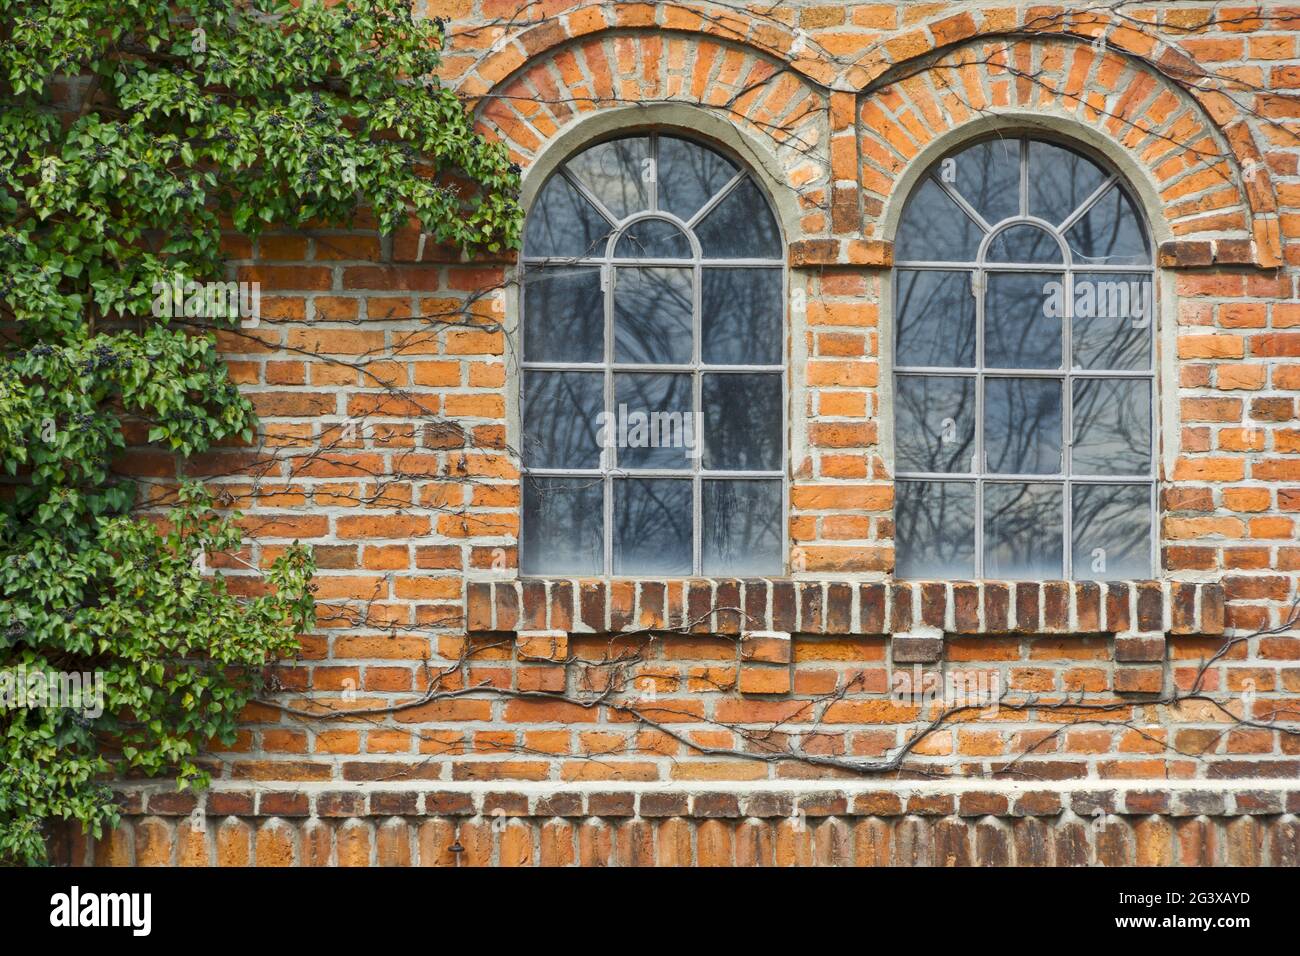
[470,28,833,236]
[456,1,840,100]
[850,21,1280,267]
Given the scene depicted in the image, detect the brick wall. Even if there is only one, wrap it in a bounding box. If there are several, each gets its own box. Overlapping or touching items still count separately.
[87,2,1300,865]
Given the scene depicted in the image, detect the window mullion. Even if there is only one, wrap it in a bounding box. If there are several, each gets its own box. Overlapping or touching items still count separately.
[1063,266,1074,581]
[693,250,703,576]
[974,261,985,579]
[603,258,615,576]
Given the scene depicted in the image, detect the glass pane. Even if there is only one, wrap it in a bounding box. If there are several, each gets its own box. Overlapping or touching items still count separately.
[702,373,782,471]
[522,266,603,363]
[701,268,782,365]
[612,373,695,470]
[1071,378,1152,476]
[894,177,983,262]
[894,375,975,474]
[985,272,1063,369]
[564,136,650,221]
[694,177,781,258]
[522,476,603,575]
[702,479,782,575]
[985,377,1063,475]
[1071,483,1152,580]
[984,482,1064,579]
[1071,273,1153,371]
[658,135,737,222]
[521,371,604,468]
[1066,185,1150,265]
[614,218,692,258]
[895,270,975,368]
[895,480,976,579]
[1028,140,1109,226]
[524,173,615,258]
[613,266,693,364]
[613,478,692,575]
[948,138,1021,227]
[986,223,1062,263]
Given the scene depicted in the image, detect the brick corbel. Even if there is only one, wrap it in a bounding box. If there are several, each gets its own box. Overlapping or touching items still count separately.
[1157,238,1277,270]
[788,238,893,269]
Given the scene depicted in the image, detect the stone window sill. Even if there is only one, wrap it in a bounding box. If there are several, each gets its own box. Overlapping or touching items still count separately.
[466,578,1225,640]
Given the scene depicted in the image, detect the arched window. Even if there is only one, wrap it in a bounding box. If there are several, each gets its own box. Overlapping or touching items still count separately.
[892,135,1155,581]
[520,132,785,576]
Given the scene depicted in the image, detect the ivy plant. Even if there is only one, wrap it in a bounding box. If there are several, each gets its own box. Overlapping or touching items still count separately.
[0,0,521,864]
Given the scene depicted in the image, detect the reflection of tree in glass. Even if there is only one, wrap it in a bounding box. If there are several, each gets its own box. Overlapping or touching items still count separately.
[565,137,650,221]
[524,173,615,258]
[984,482,1063,578]
[522,371,601,468]
[1071,379,1150,475]
[1070,484,1150,579]
[895,270,975,368]
[523,475,604,574]
[702,481,781,574]
[614,479,692,574]
[702,374,782,471]
[895,377,974,473]
[950,138,1020,226]
[613,267,693,364]
[522,267,604,362]
[896,481,975,578]
[985,378,1062,475]
[658,135,737,221]
[1072,275,1151,371]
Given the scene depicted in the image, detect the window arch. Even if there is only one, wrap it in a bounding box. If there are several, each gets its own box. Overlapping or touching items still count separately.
[892,134,1155,581]
[520,131,786,577]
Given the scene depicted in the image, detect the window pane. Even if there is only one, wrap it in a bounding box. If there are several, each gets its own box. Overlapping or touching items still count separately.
[522,266,603,363]
[1028,140,1109,226]
[1071,483,1152,580]
[984,482,1064,579]
[948,138,1021,227]
[614,218,692,258]
[613,478,692,575]
[1066,185,1150,265]
[895,480,976,579]
[522,371,604,468]
[613,266,693,364]
[564,136,650,221]
[657,135,737,222]
[695,177,781,258]
[986,223,1062,263]
[984,272,1063,369]
[522,476,603,574]
[612,373,695,470]
[894,375,975,473]
[894,177,983,262]
[702,373,782,471]
[702,479,782,575]
[524,174,615,258]
[1071,378,1152,476]
[701,268,782,364]
[896,270,975,368]
[985,377,1063,475]
[1071,273,1153,371]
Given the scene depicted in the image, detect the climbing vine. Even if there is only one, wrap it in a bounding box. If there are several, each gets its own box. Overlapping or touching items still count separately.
[0,0,522,864]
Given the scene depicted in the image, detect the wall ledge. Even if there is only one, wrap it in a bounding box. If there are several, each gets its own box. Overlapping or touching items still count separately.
[466,578,1226,638]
